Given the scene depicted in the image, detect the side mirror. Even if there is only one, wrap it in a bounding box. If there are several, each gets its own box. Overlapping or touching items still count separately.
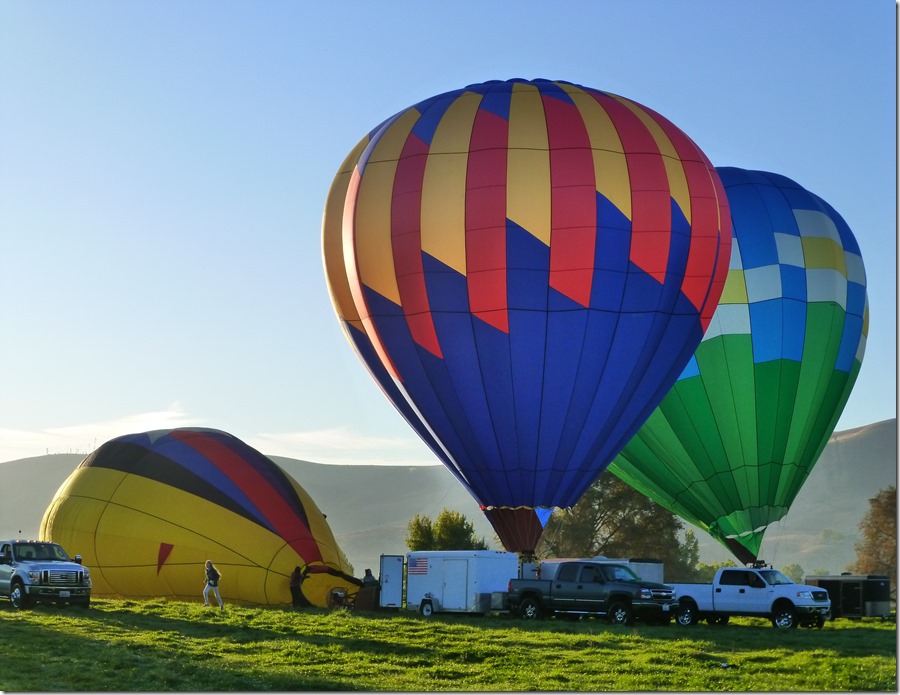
[74,555,83,565]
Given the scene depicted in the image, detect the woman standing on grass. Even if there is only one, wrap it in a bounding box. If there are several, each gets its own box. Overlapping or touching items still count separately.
[203,560,224,609]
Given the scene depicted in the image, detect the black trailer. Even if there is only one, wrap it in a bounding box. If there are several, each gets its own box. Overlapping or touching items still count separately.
[805,574,892,619]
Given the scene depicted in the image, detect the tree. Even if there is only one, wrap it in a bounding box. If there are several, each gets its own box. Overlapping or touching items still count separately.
[693,559,737,582]
[537,473,702,581]
[781,563,804,583]
[678,529,702,580]
[852,486,896,582]
[406,509,488,551]
[406,514,435,551]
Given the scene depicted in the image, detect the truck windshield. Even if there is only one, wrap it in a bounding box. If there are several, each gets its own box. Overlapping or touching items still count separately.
[14,543,70,561]
[758,570,794,585]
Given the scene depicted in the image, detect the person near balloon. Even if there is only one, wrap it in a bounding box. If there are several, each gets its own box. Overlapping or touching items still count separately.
[203,560,224,609]
[289,566,312,608]
[362,569,378,586]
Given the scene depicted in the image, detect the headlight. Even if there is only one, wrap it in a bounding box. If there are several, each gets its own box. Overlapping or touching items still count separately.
[640,588,652,600]
[796,590,813,599]
[28,571,41,582]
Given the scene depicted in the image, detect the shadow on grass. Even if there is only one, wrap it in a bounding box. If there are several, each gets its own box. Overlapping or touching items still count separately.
[0,600,893,691]
[0,602,407,690]
[0,619,355,691]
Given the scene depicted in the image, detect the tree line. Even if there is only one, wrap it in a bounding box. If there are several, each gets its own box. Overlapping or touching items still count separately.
[407,475,897,585]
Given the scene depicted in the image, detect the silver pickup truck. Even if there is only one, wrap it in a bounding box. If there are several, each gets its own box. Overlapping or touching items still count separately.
[0,540,92,609]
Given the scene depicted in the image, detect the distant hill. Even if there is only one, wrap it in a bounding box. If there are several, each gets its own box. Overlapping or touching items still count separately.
[752,418,897,574]
[1,419,894,580]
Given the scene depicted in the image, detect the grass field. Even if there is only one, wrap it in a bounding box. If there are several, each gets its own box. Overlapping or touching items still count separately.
[0,599,895,691]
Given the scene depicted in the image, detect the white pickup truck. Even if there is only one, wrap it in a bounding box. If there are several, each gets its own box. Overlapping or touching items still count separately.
[669,566,831,629]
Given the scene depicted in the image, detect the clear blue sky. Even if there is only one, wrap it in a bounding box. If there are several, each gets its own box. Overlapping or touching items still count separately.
[0,1,895,465]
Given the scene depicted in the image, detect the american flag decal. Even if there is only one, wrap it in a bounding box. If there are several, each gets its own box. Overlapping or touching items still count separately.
[408,557,429,575]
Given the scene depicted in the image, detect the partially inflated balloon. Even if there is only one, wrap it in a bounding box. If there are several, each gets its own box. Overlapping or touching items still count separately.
[323,78,731,553]
[609,167,868,563]
[41,428,359,606]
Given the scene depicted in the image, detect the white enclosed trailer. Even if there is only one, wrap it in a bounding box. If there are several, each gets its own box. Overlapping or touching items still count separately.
[379,550,520,615]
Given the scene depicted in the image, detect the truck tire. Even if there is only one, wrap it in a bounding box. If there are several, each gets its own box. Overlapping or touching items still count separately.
[606,601,634,626]
[419,600,434,617]
[10,580,32,610]
[771,604,798,629]
[518,597,543,620]
[675,601,699,626]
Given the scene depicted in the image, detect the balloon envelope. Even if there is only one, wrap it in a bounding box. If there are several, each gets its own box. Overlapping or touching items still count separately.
[41,428,359,606]
[609,167,868,563]
[323,78,732,552]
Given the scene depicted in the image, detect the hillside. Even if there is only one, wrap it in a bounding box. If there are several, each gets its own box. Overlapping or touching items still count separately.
[1,419,894,579]
[752,418,897,573]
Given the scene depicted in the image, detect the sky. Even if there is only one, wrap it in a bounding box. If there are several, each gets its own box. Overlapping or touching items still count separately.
[0,1,896,468]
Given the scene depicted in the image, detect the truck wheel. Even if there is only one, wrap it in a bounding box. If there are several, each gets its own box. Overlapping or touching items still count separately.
[607,601,634,626]
[675,602,699,626]
[771,605,798,629]
[518,597,542,620]
[419,600,434,617]
[10,581,32,610]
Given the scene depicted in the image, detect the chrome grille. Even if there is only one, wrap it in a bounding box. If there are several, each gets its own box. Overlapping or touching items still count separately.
[48,570,81,585]
[650,588,674,601]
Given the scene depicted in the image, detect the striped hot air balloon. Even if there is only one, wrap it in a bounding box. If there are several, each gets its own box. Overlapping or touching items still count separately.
[41,428,359,606]
[323,78,732,554]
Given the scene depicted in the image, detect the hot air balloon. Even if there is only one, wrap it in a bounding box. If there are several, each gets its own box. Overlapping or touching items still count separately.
[609,167,868,563]
[323,78,732,554]
[40,428,359,607]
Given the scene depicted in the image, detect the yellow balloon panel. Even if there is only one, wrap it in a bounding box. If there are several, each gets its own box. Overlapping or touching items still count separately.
[41,428,360,607]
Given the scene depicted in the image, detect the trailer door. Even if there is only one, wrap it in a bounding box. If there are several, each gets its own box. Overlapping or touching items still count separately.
[442,559,469,611]
[378,555,404,608]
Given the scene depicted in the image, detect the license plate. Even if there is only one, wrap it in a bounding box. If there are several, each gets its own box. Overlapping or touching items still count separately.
[59,591,71,598]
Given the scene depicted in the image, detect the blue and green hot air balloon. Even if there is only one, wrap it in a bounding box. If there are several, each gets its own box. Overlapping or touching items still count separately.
[610,167,868,563]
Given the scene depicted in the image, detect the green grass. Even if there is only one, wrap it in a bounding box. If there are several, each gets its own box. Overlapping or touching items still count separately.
[0,599,895,691]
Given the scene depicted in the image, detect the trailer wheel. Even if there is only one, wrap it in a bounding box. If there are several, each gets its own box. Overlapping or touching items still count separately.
[418,600,434,617]
[518,597,542,620]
